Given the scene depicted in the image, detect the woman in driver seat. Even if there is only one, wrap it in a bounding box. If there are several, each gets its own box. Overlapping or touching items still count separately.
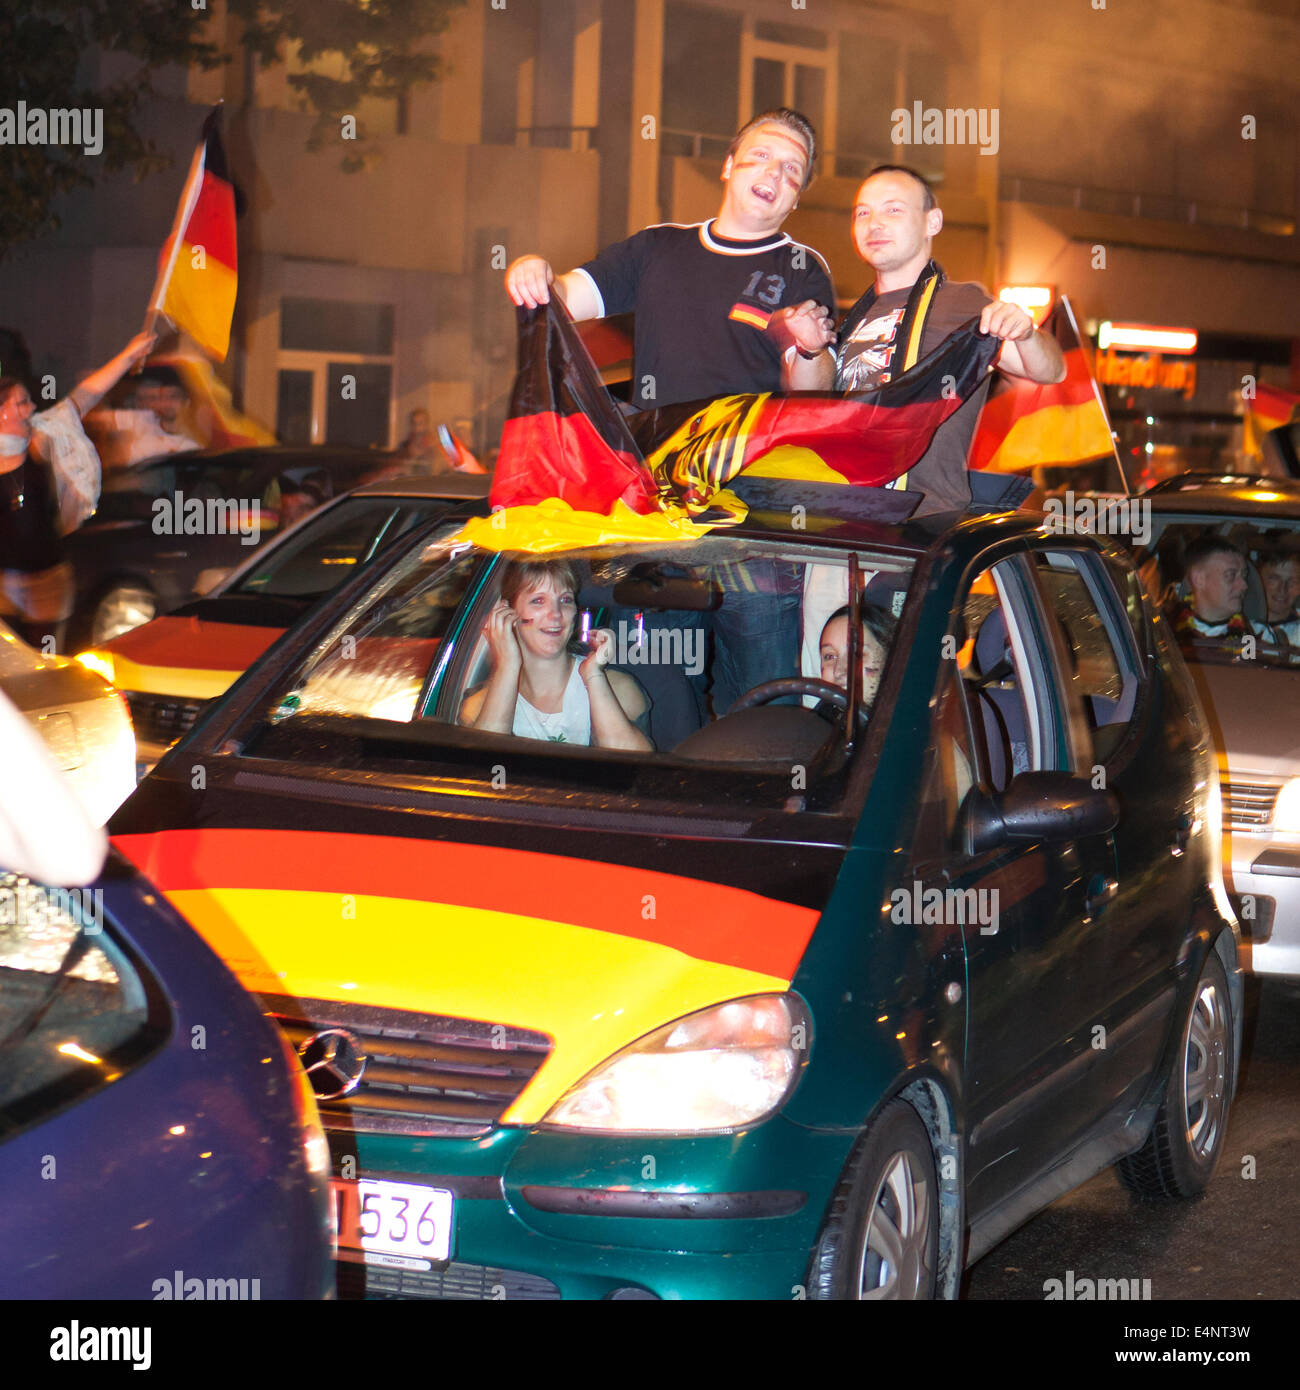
[460,558,651,750]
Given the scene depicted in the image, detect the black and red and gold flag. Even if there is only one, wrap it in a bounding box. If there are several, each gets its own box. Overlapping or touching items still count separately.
[489,301,659,516]
[633,322,1000,514]
[491,300,1000,523]
[147,105,239,361]
[967,297,1115,474]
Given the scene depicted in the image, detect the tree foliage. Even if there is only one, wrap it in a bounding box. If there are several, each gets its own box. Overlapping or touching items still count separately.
[0,0,466,256]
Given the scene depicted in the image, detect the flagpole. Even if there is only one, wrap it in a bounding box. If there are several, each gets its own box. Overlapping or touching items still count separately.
[1061,297,1132,496]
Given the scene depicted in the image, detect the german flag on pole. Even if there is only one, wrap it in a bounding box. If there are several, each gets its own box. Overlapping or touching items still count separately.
[967,297,1115,475]
[147,104,239,361]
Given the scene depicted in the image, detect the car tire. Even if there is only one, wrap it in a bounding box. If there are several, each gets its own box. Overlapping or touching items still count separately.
[1117,951,1233,1201]
[89,582,158,646]
[808,1098,939,1300]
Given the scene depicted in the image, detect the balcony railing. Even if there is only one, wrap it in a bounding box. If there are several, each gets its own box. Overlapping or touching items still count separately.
[1000,175,1295,237]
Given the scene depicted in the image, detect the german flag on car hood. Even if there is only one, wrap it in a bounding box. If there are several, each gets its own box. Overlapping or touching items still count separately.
[112,827,823,1123]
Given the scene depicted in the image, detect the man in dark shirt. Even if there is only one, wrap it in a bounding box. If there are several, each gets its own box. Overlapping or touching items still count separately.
[505,110,839,716]
[835,165,1065,514]
[505,108,837,409]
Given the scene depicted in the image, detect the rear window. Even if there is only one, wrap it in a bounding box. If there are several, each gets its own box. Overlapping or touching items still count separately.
[0,877,167,1132]
[225,534,916,813]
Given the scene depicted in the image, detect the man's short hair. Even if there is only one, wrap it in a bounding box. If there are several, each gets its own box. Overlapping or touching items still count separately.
[727,108,817,189]
[1183,535,1244,577]
[863,164,937,212]
[1257,546,1299,574]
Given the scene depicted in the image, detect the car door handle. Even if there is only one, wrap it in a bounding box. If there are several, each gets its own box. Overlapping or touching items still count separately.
[1172,811,1194,856]
[1085,876,1119,919]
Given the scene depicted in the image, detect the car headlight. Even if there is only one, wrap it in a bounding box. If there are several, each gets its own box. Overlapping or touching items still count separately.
[74,649,116,686]
[1273,778,1300,834]
[543,994,810,1134]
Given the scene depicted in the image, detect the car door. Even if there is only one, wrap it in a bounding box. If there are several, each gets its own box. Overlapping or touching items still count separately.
[1025,544,1184,1122]
[914,551,1118,1217]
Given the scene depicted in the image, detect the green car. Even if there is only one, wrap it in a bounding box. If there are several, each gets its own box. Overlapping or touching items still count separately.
[112,480,1241,1299]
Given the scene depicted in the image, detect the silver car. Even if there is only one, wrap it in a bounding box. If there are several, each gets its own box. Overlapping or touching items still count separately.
[1140,473,1300,978]
[0,620,136,825]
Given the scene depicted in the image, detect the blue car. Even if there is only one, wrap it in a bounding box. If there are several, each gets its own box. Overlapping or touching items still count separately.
[0,730,335,1300]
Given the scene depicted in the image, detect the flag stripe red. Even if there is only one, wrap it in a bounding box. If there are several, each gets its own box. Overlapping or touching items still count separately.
[181,169,237,272]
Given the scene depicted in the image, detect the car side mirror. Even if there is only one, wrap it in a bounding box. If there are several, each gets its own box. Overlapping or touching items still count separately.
[964,771,1119,855]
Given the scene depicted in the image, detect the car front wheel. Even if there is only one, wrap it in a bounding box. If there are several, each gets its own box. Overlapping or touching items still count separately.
[808,1098,939,1300]
[1117,951,1233,1200]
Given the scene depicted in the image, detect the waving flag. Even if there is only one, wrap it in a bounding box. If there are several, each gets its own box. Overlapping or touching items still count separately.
[968,297,1115,474]
[491,300,1000,529]
[1242,382,1300,462]
[633,323,999,515]
[147,105,239,361]
[489,302,659,515]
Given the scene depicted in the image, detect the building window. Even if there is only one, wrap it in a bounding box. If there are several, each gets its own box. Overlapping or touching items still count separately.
[276,298,395,448]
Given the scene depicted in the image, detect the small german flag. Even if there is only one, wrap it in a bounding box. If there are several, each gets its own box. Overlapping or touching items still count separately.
[729,303,773,331]
[147,105,239,361]
[968,297,1115,474]
[1243,382,1300,460]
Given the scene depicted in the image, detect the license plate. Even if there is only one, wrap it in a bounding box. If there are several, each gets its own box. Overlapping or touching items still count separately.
[332,1179,454,1269]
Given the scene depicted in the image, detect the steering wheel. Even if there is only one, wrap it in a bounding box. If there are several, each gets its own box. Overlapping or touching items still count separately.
[729,677,854,714]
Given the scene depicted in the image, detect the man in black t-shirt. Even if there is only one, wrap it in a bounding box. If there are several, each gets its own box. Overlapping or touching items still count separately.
[506,108,837,410]
[506,110,839,715]
[836,165,1065,514]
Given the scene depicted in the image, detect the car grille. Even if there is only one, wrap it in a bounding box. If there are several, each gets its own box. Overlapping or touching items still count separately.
[126,692,208,748]
[257,994,551,1138]
[1222,779,1280,830]
[337,1259,560,1301]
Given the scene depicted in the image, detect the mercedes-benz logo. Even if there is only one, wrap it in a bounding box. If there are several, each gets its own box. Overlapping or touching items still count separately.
[298,1028,368,1101]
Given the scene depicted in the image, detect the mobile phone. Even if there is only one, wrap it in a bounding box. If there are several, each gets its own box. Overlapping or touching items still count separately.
[568,609,596,656]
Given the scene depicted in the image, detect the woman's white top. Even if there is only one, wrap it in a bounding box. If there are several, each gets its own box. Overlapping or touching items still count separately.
[513,659,591,744]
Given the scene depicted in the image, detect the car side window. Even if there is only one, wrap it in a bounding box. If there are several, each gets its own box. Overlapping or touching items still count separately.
[276,544,481,724]
[954,561,1045,793]
[1030,550,1142,766]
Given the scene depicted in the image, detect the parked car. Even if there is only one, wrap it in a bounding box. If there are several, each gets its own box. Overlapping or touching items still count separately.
[1136,472,1300,979]
[110,478,1240,1300]
[0,686,334,1299]
[65,445,409,648]
[76,473,489,770]
[0,619,135,825]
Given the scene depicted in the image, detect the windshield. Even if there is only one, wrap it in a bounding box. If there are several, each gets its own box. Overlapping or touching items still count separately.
[230,533,916,811]
[1142,514,1300,669]
[229,497,452,601]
